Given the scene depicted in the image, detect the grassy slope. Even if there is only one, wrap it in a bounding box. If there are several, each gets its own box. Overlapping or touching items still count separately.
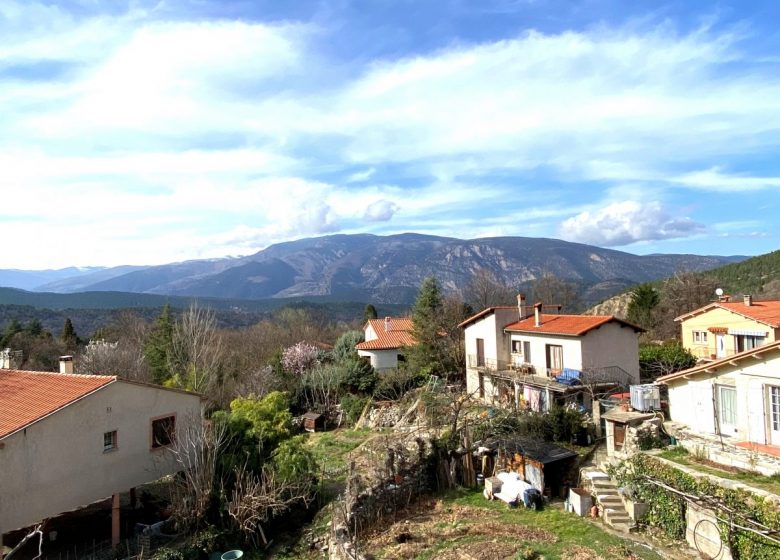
[364,489,664,560]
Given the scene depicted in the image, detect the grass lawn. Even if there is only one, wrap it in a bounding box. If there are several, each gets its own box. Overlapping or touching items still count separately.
[362,489,665,560]
[658,447,780,495]
[305,427,375,474]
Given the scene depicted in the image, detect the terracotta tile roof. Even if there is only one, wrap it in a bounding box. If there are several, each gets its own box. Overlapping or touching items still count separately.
[457,307,516,329]
[675,300,780,327]
[657,340,780,384]
[0,370,115,439]
[356,318,416,350]
[503,314,643,336]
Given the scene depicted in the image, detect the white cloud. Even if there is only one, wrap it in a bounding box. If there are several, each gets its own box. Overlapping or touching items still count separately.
[673,167,780,192]
[559,201,704,246]
[363,199,399,222]
[346,168,376,183]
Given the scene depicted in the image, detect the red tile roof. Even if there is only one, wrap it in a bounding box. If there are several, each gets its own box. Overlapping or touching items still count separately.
[356,318,416,350]
[503,314,643,336]
[457,306,517,329]
[675,300,780,328]
[0,370,115,439]
[657,340,780,384]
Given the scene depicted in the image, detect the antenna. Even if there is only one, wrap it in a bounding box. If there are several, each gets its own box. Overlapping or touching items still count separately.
[715,288,724,296]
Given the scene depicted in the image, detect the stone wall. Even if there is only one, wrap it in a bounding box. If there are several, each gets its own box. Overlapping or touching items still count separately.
[329,436,434,560]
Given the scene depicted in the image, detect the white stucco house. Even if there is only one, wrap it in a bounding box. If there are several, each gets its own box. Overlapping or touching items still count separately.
[356,317,415,371]
[658,340,780,450]
[460,296,643,411]
[0,361,204,550]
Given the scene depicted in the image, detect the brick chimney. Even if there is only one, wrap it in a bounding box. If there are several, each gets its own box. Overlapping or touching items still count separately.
[517,293,527,320]
[534,303,542,327]
[59,355,74,374]
[743,294,753,307]
[384,317,391,332]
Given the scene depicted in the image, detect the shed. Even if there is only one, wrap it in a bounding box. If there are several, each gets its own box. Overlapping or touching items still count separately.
[602,409,656,457]
[301,412,325,433]
[491,438,578,498]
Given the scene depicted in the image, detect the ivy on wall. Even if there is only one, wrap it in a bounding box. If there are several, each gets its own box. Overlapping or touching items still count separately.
[608,454,780,560]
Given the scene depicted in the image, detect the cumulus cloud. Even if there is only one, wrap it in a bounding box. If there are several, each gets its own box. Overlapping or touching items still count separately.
[363,199,399,222]
[559,201,704,247]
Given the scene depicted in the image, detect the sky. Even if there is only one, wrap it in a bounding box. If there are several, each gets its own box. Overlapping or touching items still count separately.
[2,0,780,269]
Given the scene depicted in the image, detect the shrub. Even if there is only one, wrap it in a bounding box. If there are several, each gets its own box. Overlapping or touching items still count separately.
[340,394,370,426]
[150,548,185,560]
[342,358,377,394]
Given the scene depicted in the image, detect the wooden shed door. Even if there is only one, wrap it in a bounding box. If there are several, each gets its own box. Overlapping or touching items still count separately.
[614,423,626,450]
[476,338,485,367]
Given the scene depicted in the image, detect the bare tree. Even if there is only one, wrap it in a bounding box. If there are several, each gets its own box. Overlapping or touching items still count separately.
[5,524,43,559]
[654,271,718,340]
[228,463,315,547]
[164,416,228,533]
[170,303,225,395]
[464,269,515,310]
[301,363,343,412]
[528,272,582,312]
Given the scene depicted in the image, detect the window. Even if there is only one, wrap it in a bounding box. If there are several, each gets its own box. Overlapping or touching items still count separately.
[476,338,485,367]
[735,335,765,353]
[523,341,531,362]
[397,354,406,363]
[717,386,737,434]
[103,430,117,452]
[511,340,522,354]
[151,415,176,449]
[545,344,563,373]
[692,331,708,344]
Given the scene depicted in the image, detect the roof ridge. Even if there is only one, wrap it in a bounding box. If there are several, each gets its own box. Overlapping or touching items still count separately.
[0,369,117,380]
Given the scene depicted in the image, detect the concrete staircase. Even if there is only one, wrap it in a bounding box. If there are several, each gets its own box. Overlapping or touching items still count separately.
[583,470,632,533]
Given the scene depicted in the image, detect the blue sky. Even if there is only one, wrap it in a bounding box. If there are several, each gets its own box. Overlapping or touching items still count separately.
[2,1,780,269]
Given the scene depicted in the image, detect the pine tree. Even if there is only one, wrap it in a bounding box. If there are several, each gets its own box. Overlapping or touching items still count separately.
[61,317,78,346]
[363,303,378,322]
[1,318,22,347]
[144,304,174,385]
[626,283,660,331]
[407,277,447,376]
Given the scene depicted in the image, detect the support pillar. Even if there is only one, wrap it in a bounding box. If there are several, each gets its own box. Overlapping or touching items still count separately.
[111,493,120,547]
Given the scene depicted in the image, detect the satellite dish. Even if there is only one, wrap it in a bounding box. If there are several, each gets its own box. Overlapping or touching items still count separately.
[715,288,724,296]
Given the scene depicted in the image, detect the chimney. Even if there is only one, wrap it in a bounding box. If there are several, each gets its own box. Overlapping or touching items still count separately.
[59,355,73,374]
[517,293,527,320]
[718,294,731,303]
[744,294,753,307]
[534,303,542,327]
[384,317,391,332]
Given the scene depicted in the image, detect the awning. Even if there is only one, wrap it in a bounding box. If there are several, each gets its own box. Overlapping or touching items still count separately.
[727,329,767,337]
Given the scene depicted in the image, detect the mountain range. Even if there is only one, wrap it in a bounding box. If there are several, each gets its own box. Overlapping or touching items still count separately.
[0,234,747,306]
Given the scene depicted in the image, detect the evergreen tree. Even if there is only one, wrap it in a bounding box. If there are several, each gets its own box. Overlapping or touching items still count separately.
[1,318,22,347]
[25,318,44,337]
[61,317,78,346]
[407,277,448,376]
[144,304,174,385]
[363,303,378,322]
[626,283,660,331]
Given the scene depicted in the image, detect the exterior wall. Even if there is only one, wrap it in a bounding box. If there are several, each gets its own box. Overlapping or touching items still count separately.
[666,356,780,445]
[579,322,641,384]
[0,382,203,535]
[680,307,779,359]
[464,309,518,396]
[357,348,400,371]
[364,324,378,342]
[507,332,582,375]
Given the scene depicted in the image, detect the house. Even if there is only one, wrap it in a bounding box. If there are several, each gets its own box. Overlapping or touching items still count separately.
[658,340,780,450]
[675,294,780,360]
[460,295,643,412]
[356,317,415,371]
[0,359,203,550]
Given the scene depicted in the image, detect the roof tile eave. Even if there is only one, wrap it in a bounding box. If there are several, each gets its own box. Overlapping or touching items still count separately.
[657,339,780,384]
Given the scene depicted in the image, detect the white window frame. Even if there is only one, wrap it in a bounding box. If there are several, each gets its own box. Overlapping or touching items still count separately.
[693,330,708,345]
